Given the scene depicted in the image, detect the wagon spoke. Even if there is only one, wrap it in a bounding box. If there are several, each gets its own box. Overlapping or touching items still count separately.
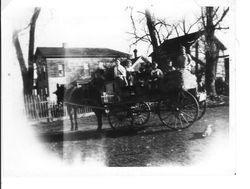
[133,102,150,126]
[178,115,184,128]
[108,104,134,130]
[182,103,196,109]
[160,111,171,120]
[174,115,178,128]
[180,111,195,120]
[158,90,198,130]
[180,113,190,124]
[114,122,120,128]
[164,113,175,126]
[197,100,207,120]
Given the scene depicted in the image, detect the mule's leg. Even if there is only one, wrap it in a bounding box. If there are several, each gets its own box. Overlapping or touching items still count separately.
[95,110,103,131]
[74,108,78,130]
[67,106,74,131]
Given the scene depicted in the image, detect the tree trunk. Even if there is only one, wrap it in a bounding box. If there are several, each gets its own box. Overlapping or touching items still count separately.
[28,8,41,84]
[145,9,159,62]
[224,57,229,83]
[204,7,218,97]
[205,33,219,96]
[12,32,27,75]
[205,50,218,96]
[195,42,199,76]
[12,7,41,95]
[12,32,32,94]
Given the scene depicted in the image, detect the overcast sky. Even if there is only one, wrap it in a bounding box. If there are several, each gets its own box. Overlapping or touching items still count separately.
[3,0,231,59]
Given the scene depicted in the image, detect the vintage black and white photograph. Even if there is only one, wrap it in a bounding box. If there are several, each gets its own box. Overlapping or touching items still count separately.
[2,0,236,183]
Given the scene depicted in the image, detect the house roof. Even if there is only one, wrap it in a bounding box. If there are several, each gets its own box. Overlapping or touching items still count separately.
[150,31,226,57]
[35,47,131,58]
[131,56,141,64]
[130,56,152,71]
[131,56,151,65]
[213,36,227,51]
[160,31,204,52]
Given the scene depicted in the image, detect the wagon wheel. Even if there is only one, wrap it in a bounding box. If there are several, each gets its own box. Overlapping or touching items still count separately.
[108,104,134,130]
[158,90,199,130]
[131,102,151,126]
[197,100,207,120]
[196,91,207,120]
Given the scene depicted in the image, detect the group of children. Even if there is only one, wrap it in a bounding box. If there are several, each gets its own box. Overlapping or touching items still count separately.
[113,58,166,98]
[113,45,198,98]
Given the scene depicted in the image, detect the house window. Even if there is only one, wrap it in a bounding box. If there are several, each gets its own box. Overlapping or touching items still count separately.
[32,89,37,95]
[83,63,90,77]
[42,65,46,80]
[58,64,65,77]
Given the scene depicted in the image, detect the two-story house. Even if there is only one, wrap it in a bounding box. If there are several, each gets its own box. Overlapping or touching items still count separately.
[34,45,130,100]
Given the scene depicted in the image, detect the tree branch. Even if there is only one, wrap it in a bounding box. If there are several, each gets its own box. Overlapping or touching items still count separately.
[214,7,229,27]
[190,55,206,66]
[165,25,174,39]
[137,11,145,15]
[129,7,137,35]
[15,24,31,34]
[155,19,174,40]
[174,24,180,37]
[155,27,162,44]
[187,17,201,33]
[154,19,171,27]
[146,43,152,54]
[182,19,186,34]
[215,26,229,30]
[201,8,206,27]
[28,7,41,65]
[212,7,220,19]
[129,34,151,46]
[12,31,28,73]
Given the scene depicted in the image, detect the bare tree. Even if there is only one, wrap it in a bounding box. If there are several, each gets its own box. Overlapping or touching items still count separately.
[177,17,202,36]
[127,6,229,97]
[12,7,41,95]
[145,9,159,60]
[201,7,229,97]
[127,8,176,65]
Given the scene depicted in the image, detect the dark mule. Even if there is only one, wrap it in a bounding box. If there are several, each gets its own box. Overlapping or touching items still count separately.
[54,70,105,131]
[53,83,65,105]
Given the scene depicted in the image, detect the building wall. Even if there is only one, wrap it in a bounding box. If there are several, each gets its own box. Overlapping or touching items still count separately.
[38,57,116,100]
[216,57,226,79]
[190,39,227,80]
[48,77,66,101]
[36,57,49,97]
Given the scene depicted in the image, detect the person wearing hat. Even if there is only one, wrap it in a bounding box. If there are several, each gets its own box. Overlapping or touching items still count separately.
[176,46,195,72]
[114,59,128,99]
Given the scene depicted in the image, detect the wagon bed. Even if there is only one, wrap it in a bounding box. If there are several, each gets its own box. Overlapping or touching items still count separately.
[101,84,201,131]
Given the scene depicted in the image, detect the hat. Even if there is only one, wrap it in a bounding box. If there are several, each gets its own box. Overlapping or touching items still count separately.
[179,45,186,50]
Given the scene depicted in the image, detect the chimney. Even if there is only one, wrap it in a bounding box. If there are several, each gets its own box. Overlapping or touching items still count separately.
[133,49,138,59]
[62,43,68,48]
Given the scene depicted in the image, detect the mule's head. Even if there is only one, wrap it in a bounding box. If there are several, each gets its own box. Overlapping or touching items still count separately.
[53,84,65,105]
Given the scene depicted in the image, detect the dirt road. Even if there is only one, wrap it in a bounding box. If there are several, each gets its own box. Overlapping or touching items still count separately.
[34,106,229,167]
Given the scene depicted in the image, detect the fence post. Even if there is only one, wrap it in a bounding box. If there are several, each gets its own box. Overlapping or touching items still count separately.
[47,97,53,123]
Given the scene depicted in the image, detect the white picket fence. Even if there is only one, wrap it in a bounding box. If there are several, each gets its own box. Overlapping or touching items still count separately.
[24,95,92,121]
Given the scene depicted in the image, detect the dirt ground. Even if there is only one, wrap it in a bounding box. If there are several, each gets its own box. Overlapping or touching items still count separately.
[32,105,229,167]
